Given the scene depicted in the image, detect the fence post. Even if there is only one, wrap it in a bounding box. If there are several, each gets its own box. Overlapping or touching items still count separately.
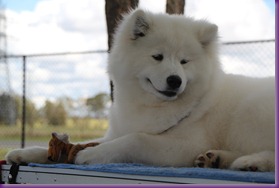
[21,56,26,148]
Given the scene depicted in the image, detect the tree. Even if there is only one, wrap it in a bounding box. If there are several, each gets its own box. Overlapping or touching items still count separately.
[86,93,110,118]
[105,0,139,101]
[105,0,139,52]
[25,99,38,127]
[43,100,67,126]
[0,93,38,126]
[166,0,185,15]
[0,93,16,125]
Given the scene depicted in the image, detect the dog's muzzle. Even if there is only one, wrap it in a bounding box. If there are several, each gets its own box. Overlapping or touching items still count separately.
[147,75,182,98]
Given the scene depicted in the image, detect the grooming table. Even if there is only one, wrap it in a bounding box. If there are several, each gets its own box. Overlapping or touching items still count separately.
[1,163,275,184]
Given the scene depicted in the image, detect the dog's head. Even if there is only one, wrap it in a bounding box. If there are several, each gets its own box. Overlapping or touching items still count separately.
[108,9,220,101]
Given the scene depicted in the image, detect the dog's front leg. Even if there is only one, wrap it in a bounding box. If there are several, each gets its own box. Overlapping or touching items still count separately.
[75,132,203,167]
[5,146,50,164]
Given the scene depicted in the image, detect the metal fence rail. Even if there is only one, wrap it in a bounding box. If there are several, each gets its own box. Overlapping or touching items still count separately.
[0,39,275,153]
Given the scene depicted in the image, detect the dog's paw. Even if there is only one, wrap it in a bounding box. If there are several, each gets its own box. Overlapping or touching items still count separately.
[230,152,275,172]
[5,149,24,164]
[75,146,113,165]
[230,156,262,171]
[194,150,221,168]
[75,142,128,165]
[5,147,49,164]
[194,150,241,169]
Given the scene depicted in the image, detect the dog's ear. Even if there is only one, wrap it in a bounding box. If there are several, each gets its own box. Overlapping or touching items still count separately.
[196,21,218,47]
[130,9,150,40]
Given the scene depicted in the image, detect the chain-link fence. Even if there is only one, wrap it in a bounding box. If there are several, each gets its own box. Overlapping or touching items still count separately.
[0,39,275,159]
[221,39,275,77]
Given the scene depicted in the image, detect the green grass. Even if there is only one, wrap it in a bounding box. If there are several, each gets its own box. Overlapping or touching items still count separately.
[0,148,9,160]
[0,118,108,160]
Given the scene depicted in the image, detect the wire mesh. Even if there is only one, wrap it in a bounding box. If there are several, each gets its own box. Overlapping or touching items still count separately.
[0,39,275,158]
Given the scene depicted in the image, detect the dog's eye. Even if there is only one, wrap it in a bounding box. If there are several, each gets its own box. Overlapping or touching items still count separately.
[180,59,189,65]
[152,54,163,61]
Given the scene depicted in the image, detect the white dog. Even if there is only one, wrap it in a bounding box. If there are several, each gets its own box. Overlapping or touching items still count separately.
[6,9,275,172]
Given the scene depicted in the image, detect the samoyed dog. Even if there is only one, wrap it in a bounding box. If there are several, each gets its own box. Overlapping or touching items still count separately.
[6,9,275,171]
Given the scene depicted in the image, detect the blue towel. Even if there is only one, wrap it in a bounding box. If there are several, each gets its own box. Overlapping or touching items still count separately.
[28,163,275,184]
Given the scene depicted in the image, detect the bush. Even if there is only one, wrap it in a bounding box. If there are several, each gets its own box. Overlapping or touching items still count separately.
[43,100,67,126]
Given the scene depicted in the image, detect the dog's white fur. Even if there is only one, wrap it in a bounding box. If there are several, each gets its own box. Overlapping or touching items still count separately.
[6,9,275,171]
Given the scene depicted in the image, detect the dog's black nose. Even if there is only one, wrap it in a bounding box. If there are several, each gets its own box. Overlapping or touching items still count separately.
[166,75,182,90]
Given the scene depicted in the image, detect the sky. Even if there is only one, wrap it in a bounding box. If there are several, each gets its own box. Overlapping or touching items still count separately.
[0,0,276,108]
[1,0,275,53]
[1,0,39,11]
[1,0,275,15]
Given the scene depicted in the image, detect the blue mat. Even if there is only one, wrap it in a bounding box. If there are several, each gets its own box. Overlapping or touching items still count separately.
[28,163,275,184]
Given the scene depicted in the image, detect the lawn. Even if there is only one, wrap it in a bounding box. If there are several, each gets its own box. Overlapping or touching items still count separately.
[0,118,108,160]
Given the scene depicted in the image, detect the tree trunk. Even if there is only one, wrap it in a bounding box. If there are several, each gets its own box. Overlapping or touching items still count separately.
[105,0,139,52]
[105,0,139,101]
[166,0,185,15]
